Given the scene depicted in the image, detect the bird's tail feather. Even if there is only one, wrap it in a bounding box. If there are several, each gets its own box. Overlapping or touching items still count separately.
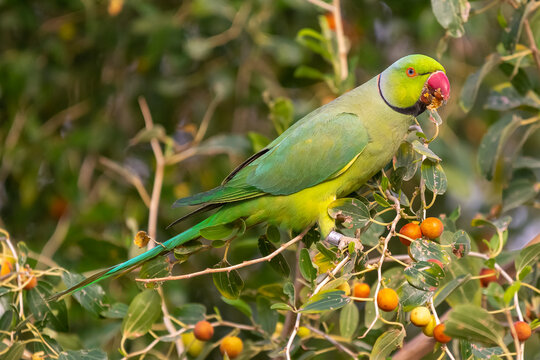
[49,220,205,302]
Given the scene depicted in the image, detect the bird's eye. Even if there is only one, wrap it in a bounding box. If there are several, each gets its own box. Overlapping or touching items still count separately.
[406,67,416,77]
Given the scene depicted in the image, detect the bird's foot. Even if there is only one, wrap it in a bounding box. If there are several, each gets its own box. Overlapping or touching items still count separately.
[325,231,363,252]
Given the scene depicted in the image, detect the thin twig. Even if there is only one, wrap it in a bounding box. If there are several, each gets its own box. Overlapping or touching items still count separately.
[285,255,351,360]
[138,97,165,244]
[306,0,334,12]
[360,191,401,338]
[333,0,348,81]
[137,227,310,283]
[524,19,540,74]
[158,287,184,356]
[99,156,151,207]
[307,325,358,358]
[0,229,23,316]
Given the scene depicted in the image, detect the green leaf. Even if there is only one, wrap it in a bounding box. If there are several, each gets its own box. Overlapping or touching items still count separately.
[459,54,500,112]
[394,142,420,181]
[411,140,441,161]
[294,65,328,81]
[445,304,505,346]
[452,230,471,258]
[258,235,290,277]
[299,248,317,282]
[315,242,337,261]
[299,290,350,313]
[328,197,371,229]
[485,84,540,111]
[266,225,281,243]
[518,265,532,281]
[62,272,107,317]
[421,160,447,194]
[339,301,359,339]
[477,114,520,181]
[247,131,271,153]
[267,96,294,135]
[515,243,540,274]
[398,282,434,312]
[26,280,68,332]
[430,0,469,37]
[503,281,521,305]
[221,296,252,318]
[369,329,405,360]
[174,303,206,325]
[270,302,293,311]
[373,193,390,207]
[58,349,107,360]
[200,221,241,240]
[3,342,25,360]
[404,261,445,291]
[409,239,451,265]
[173,240,204,256]
[256,296,278,334]
[296,28,331,61]
[212,260,244,299]
[138,257,170,287]
[122,290,162,339]
[503,169,538,211]
[433,274,471,307]
[501,4,526,51]
[283,281,296,305]
[101,302,128,319]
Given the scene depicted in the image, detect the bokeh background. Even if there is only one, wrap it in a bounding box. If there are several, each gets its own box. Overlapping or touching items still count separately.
[1,0,539,358]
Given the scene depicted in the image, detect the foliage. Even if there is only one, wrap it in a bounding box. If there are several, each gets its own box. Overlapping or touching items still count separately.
[1,0,540,359]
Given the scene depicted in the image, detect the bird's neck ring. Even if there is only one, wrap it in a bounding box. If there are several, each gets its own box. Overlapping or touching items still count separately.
[377,74,426,117]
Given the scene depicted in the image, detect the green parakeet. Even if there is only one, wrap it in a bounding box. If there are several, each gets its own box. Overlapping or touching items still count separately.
[50,54,449,300]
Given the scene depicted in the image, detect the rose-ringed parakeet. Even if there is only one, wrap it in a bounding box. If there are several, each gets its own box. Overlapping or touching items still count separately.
[50,54,449,300]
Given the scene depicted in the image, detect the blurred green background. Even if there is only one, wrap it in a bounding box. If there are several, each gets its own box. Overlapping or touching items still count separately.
[1,0,539,358]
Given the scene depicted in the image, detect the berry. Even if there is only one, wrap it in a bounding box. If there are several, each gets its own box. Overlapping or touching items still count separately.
[399,223,422,246]
[297,326,311,338]
[337,282,351,296]
[377,288,399,312]
[513,321,532,342]
[410,306,431,327]
[420,217,444,239]
[479,268,498,287]
[220,336,243,359]
[22,268,38,290]
[433,323,452,343]
[353,283,370,299]
[181,332,204,357]
[422,315,436,337]
[1,259,13,277]
[194,320,214,341]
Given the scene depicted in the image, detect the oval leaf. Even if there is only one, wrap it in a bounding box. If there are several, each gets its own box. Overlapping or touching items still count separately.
[421,159,447,194]
[328,198,370,229]
[122,290,162,339]
[409,239,451,265]
[445,304,505,346]
[258,235,290,277]
[299,248,317,282]
[404,261,445,291]
[212,260,244,299]
[339,301,359,339]
[300,290,350,314]
[369,329,405,360]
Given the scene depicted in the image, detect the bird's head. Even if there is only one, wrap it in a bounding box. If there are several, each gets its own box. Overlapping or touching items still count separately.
[378,54,450,116]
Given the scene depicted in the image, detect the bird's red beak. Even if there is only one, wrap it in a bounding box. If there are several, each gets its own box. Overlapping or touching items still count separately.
[427,71,450,100]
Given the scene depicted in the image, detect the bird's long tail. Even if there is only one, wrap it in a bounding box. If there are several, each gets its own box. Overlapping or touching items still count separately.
[49,216,214,301]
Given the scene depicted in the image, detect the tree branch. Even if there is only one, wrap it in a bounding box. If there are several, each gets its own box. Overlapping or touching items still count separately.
[137,227,310,283]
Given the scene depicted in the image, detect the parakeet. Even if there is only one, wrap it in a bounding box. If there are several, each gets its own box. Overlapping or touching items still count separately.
[50,54,449,300]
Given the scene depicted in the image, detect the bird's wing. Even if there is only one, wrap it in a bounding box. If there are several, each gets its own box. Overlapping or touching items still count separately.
[174,112,369,206]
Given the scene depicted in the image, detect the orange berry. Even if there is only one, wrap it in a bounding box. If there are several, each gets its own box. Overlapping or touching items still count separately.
[377,288,399,312]
[325,12,336,30]
[433,323,452,343]
[194,320,214,341]
[479,268,498,287]
[399,223,422,246]
[513,321,532,342]
[22,268,38,290]
[420,217,444,239]
[353,283,370,299]
[0,259,13,277]
[220,336,243,359]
